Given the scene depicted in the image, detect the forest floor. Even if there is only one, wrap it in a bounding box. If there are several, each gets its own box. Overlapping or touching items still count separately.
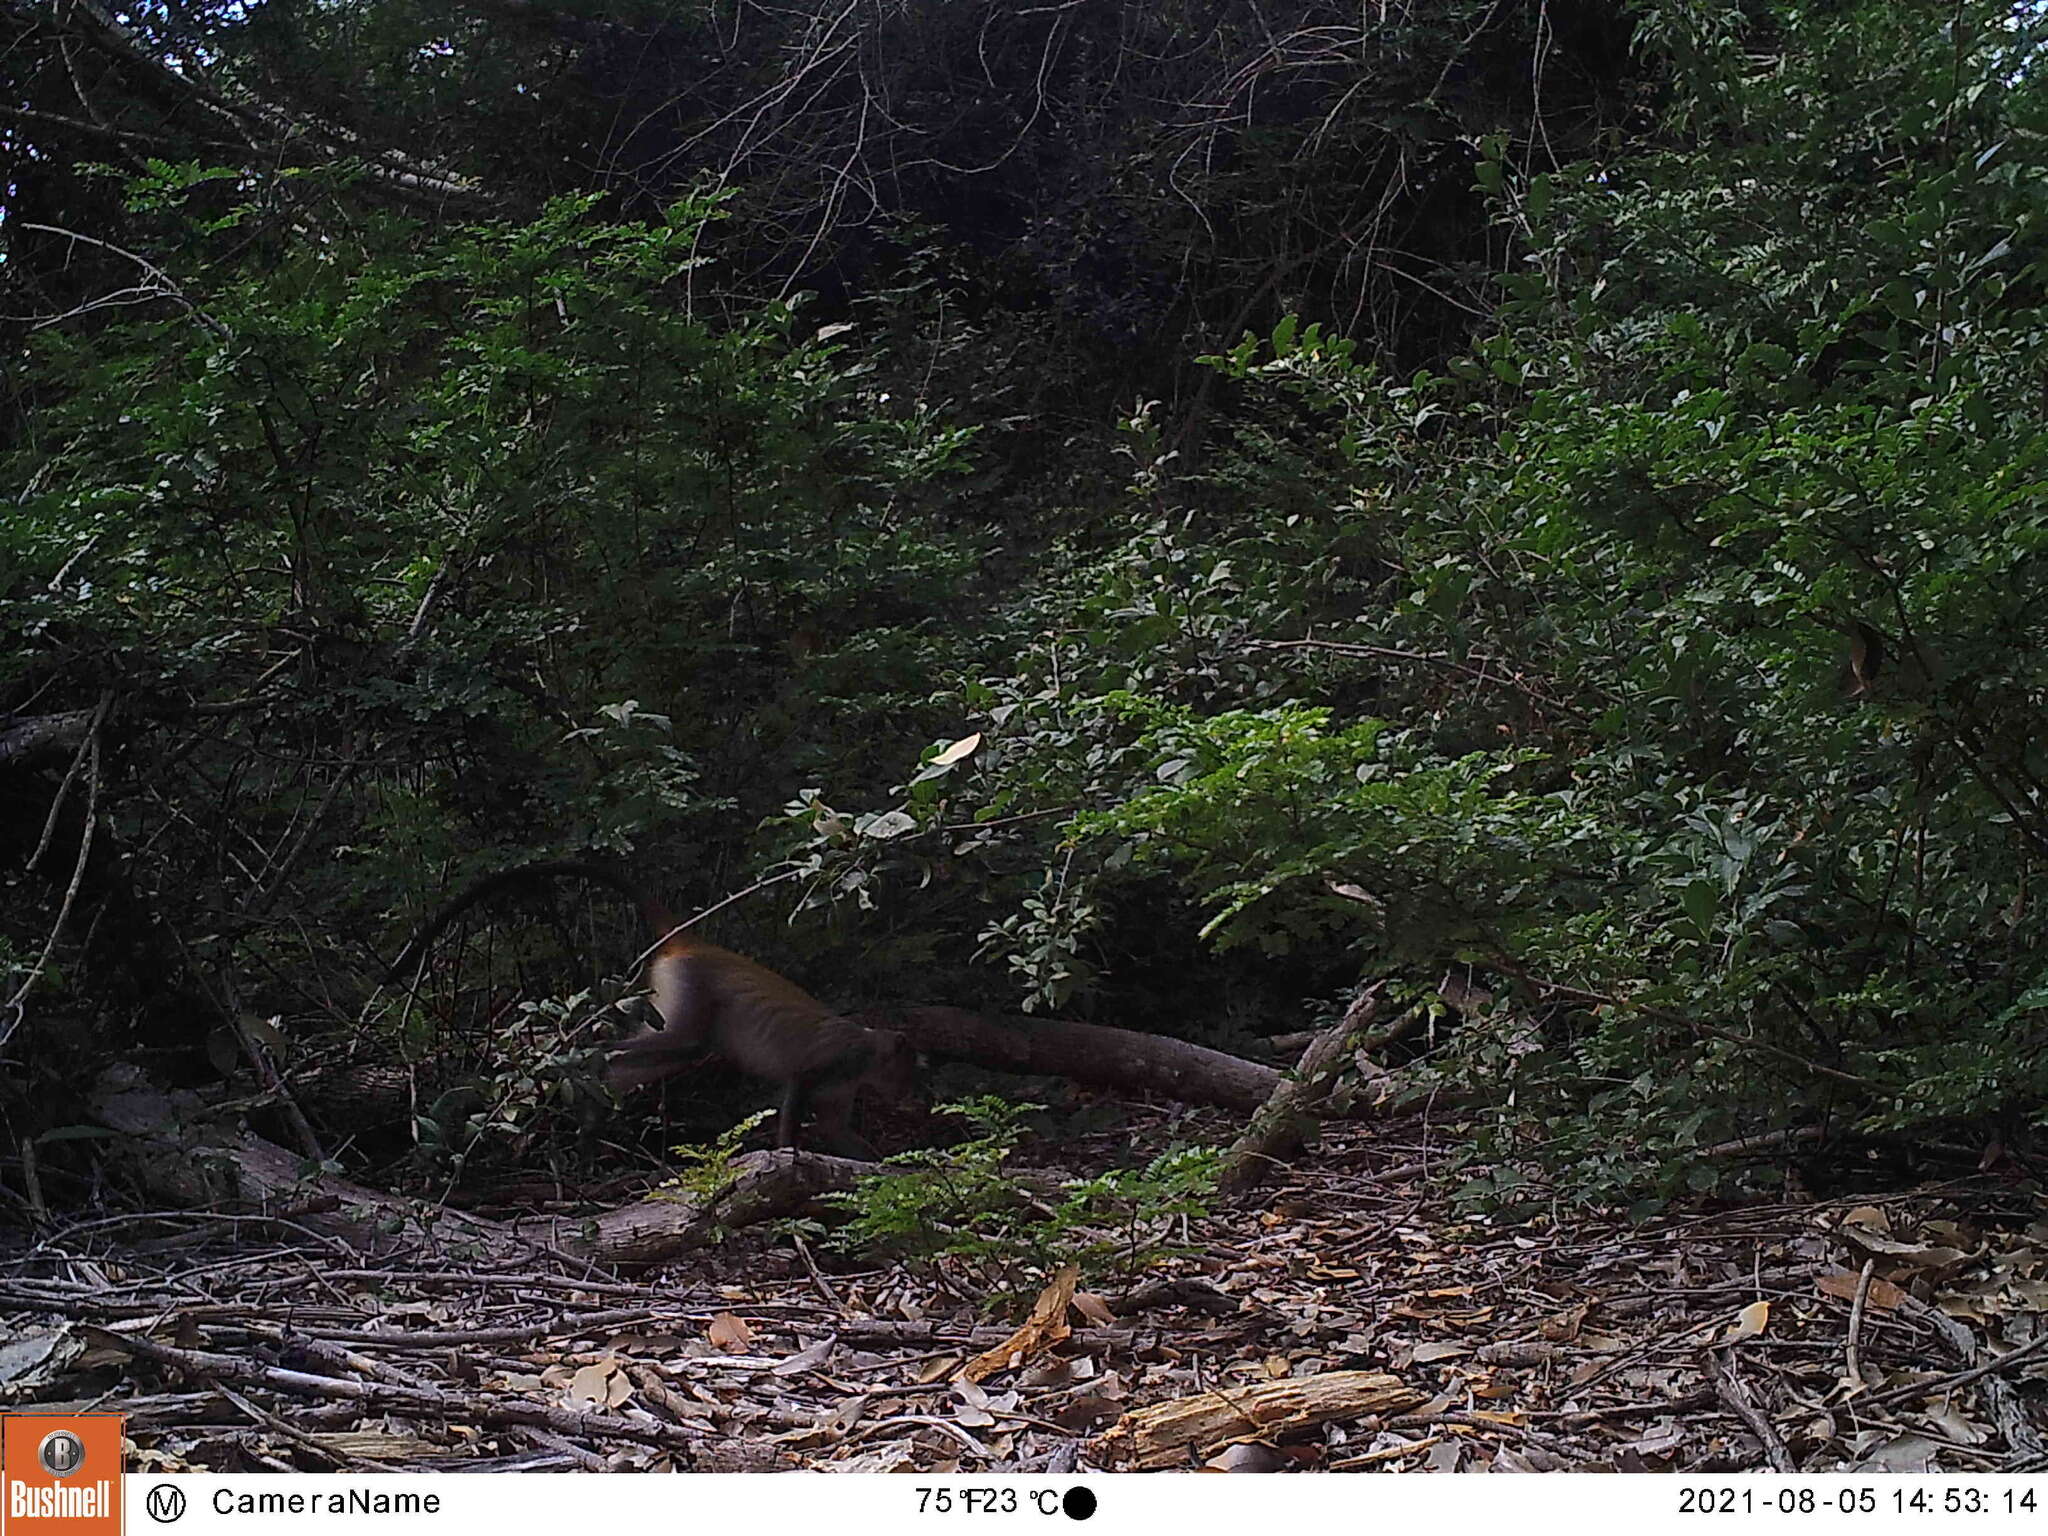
[3,1103,2045,1473]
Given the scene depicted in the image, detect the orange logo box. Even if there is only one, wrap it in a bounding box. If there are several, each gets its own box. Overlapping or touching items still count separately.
[0,1416,124,1536]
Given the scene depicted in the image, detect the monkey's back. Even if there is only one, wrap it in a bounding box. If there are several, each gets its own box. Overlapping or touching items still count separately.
[623,938,865,1086]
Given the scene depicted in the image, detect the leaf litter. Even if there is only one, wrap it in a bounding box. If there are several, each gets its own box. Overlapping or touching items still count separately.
[3,1107,2044,1473]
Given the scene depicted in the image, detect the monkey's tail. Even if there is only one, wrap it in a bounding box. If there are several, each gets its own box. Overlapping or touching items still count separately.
[384,859,675,985]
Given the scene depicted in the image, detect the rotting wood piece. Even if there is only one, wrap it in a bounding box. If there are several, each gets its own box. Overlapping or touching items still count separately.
[1095,1369,1424,1470]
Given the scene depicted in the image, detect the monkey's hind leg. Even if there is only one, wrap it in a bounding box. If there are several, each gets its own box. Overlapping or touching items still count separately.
[776,1077,809,1150]
[776,1041,882,1159]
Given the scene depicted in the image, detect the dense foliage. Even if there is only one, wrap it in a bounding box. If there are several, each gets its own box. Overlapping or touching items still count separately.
[4,0,2044,1208]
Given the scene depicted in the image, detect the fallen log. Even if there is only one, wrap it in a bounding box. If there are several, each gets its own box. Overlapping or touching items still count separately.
[89,1065,873,1269]
[876,1005,1280,1111]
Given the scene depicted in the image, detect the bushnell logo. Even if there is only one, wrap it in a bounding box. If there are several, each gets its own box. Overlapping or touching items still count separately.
[36,1430,87,1477]
[2,1414,126,1534]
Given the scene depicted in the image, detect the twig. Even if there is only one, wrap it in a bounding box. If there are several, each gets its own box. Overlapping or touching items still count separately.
[1329,1435,1443,1468]
[19,226,231,339]
[404,556,457,643]
[291,1308,665,1351]
[32,1208,355,1260]
[1858,1326,2048,1415]
[1489,957,1880,1092]
[9,694,111,1012]
[1218,984,1393,1194]
[213,1382,390,1472]
[266,1333,432,1390]
[1555,1390,1718,1424]
[790,1233,845,1312]
[1699,1126,1826,1159]
[1844,1258,1876,1391]
[227,1014,327,1165]
[240,1268,708,1302]
[1709,1349,1796,1472]
[1109,1277,1242,1319]
[1885,1296,2047,1464]
[85,1327,712,1455]
[937,806,1076,834]
[1245,636,1588,715]
[514,1428,608,1471]
[18,1138,48,1224]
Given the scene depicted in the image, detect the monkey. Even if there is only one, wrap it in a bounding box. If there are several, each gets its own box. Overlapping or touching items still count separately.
[386,860,917,1158]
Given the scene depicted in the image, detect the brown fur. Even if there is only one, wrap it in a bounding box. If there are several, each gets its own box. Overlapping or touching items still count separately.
[388,860,915,1156]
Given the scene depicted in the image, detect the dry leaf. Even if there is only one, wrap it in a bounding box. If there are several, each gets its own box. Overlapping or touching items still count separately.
[931,733,982,765]
[915,1355,962,1384]
[824,1444,917,1474]
[609,1330,686,1354]
[1412,1342,1470,1363]
[1017,1357,1075,1389]
[1816,1271,1907,1309]
[1836,1227,1972,1273]
[1540,1302,1589,1341]
[1206,1442,1288,1472]
[1920,1405,1991,1446]
[1866,1276,1909,1308]
[959,1265,1078,1384]
[1051,1396,1122,1432]
[821,1398,866,1435]
[772,1337,835,1375]
[1626,1423,1686,1457]
[1726,1300,1770,1341]
[566,1359,631,1409]
[952,1379,997,1428]
[0,1328,79,1391]
[1855,1432,1941,1473]
[1071,1291,1117,1326]
[1425,1439,1464,1473]
[706,1313,757,1352]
